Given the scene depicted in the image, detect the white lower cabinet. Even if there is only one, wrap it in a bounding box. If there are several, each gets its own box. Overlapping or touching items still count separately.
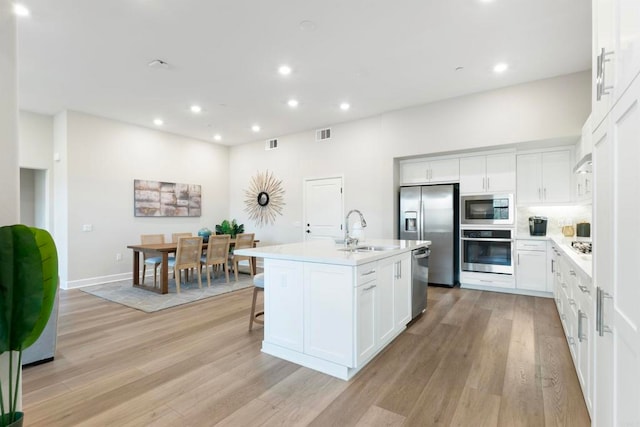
[356,279,377,364]
[515,239,547,292]
[303,263,354,366]
[357,253,411,365]
[550,243,594,418]
[264,252,413,380]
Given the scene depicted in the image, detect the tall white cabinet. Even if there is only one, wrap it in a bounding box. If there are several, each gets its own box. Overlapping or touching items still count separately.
[592,0,640,423]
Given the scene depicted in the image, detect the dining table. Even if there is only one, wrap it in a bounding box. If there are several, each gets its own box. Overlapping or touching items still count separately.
[127,238,259,294]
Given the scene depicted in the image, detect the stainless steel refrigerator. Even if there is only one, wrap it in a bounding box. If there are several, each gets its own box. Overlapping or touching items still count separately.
[399,184,459,287]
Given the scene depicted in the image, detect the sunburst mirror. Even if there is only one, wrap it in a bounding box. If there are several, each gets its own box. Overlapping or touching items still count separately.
[244,170,285,227]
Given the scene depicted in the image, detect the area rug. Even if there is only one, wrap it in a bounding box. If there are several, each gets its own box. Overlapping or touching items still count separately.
[80,271,258,313]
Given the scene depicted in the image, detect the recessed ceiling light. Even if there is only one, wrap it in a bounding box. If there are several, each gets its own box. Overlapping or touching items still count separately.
[12,3,30,16]
[287,99,299,108]
[251,125,261,132]
[278,65,292,76]
[213,134,222,141]
[493,62,509,73]
[190,105,202,113]
[153,118,164,126]
[340,102,350,111]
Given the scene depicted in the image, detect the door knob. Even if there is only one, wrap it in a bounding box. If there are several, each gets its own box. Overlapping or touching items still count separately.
[306,230,311,233]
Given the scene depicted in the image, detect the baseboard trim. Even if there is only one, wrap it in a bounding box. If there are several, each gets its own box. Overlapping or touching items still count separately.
[63,272,133,289]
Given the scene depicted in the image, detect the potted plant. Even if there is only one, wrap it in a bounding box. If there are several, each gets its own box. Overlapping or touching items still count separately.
[214,219,244,238]
[0,225,58,427]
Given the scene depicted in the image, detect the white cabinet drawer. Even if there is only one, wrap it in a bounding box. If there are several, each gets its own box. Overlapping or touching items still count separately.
[517,240,547,251]
[356,262,378,285]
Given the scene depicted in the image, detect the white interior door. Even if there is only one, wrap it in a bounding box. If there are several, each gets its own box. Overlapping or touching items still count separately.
[303,177,343,242]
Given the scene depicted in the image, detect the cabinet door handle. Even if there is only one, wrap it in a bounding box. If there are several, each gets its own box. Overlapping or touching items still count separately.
[363,284,377,291]
[598,286,613,336]
[482,177,486,190]
[517,254,520,265]
[544,188,547,200]
[538,188,541,199]
[487,177,490,190]
[551,259,555,273]
[569,270,576,276]
[578,310,587,342]
[362,270,376,276]
[578,284,590,294]
[568,298,576,306]
[597,48,615,100]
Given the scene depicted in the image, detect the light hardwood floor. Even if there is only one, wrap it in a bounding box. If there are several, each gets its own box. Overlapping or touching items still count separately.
[22,285,591,426]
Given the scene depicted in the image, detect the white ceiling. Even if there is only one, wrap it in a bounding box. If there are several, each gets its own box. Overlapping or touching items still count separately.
[17,0,591,146]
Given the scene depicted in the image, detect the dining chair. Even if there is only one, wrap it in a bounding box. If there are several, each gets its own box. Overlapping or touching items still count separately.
[249,273,264,331]
[231,233,255,281]
[167,236,203,293]
[200,234,231,286]
[140,234,165,288]
[171,232,192,243]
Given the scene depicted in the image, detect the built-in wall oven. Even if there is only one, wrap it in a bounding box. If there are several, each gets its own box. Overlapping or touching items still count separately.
[461,229,514,275]
[461,194,514,226]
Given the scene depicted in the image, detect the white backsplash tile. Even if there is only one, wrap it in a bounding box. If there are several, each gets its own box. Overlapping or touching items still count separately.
[517,205,592,237]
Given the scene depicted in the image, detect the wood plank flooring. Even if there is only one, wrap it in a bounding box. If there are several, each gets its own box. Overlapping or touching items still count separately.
[22,285,591,426]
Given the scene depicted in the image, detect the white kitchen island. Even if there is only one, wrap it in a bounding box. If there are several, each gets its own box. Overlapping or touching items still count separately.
[234,238,430,380]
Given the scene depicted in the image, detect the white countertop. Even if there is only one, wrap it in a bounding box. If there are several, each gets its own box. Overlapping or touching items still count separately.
[234,239,431,266]
[517,233,592,278]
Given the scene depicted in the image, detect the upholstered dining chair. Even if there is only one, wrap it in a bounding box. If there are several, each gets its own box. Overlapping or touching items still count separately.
[231,233,255,281]
[249,273,264,331]
[140,234,165,288]
[167,236,203,293]
[200,234,231,286]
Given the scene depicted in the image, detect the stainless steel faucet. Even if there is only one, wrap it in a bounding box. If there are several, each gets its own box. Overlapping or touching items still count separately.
[344,209,367,248]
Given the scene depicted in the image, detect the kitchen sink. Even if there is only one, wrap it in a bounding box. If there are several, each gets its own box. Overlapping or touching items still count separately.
[338,245,399,253]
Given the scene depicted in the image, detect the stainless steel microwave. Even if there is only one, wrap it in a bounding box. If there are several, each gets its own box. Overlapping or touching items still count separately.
[461,194,514,226]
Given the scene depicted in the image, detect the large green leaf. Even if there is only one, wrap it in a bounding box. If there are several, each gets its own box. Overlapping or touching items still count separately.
[0,225,44,353]
[22,228,58,349]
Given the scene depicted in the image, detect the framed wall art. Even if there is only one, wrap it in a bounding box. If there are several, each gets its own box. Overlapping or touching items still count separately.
[134,179,201,217]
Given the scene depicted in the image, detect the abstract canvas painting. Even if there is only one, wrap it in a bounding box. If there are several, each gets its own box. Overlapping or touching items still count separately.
[134,179,201,217]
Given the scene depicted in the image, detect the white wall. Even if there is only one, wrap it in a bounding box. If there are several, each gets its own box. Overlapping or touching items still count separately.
[229,71,591,245]
[19,111,55,230]
[0,0,22,412]
[0,0,19,225]
[59,111,230,287]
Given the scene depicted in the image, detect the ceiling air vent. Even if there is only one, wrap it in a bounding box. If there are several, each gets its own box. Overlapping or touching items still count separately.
[265,139,278,150]
[315,128,332,142]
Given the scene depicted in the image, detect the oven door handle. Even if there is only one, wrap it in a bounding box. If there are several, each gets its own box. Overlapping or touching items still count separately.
[461,237,513,242]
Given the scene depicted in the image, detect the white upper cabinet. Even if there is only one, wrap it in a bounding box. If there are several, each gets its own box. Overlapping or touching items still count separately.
[400,158,459,185]
[517,150,572,205]
[592,0,640,130]
[459,153,516,194]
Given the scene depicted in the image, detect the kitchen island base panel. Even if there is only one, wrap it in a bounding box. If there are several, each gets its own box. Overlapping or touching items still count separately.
[262,326,406,381]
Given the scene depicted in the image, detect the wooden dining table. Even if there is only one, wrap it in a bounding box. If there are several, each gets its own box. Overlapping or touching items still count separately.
[127,238,259,294]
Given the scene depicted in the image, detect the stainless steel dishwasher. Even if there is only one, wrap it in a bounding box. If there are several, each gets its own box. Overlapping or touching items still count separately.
[411,247,430,319]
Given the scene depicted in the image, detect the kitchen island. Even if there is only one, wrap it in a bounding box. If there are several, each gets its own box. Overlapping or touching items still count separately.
[234,238,430,380]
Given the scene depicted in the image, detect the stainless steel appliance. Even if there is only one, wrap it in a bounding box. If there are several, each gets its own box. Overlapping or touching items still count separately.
[461,228,514,274]
[461,194,514,226]
[411,247,430,319]
[399,184,459,287]
[529,216,548,236]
